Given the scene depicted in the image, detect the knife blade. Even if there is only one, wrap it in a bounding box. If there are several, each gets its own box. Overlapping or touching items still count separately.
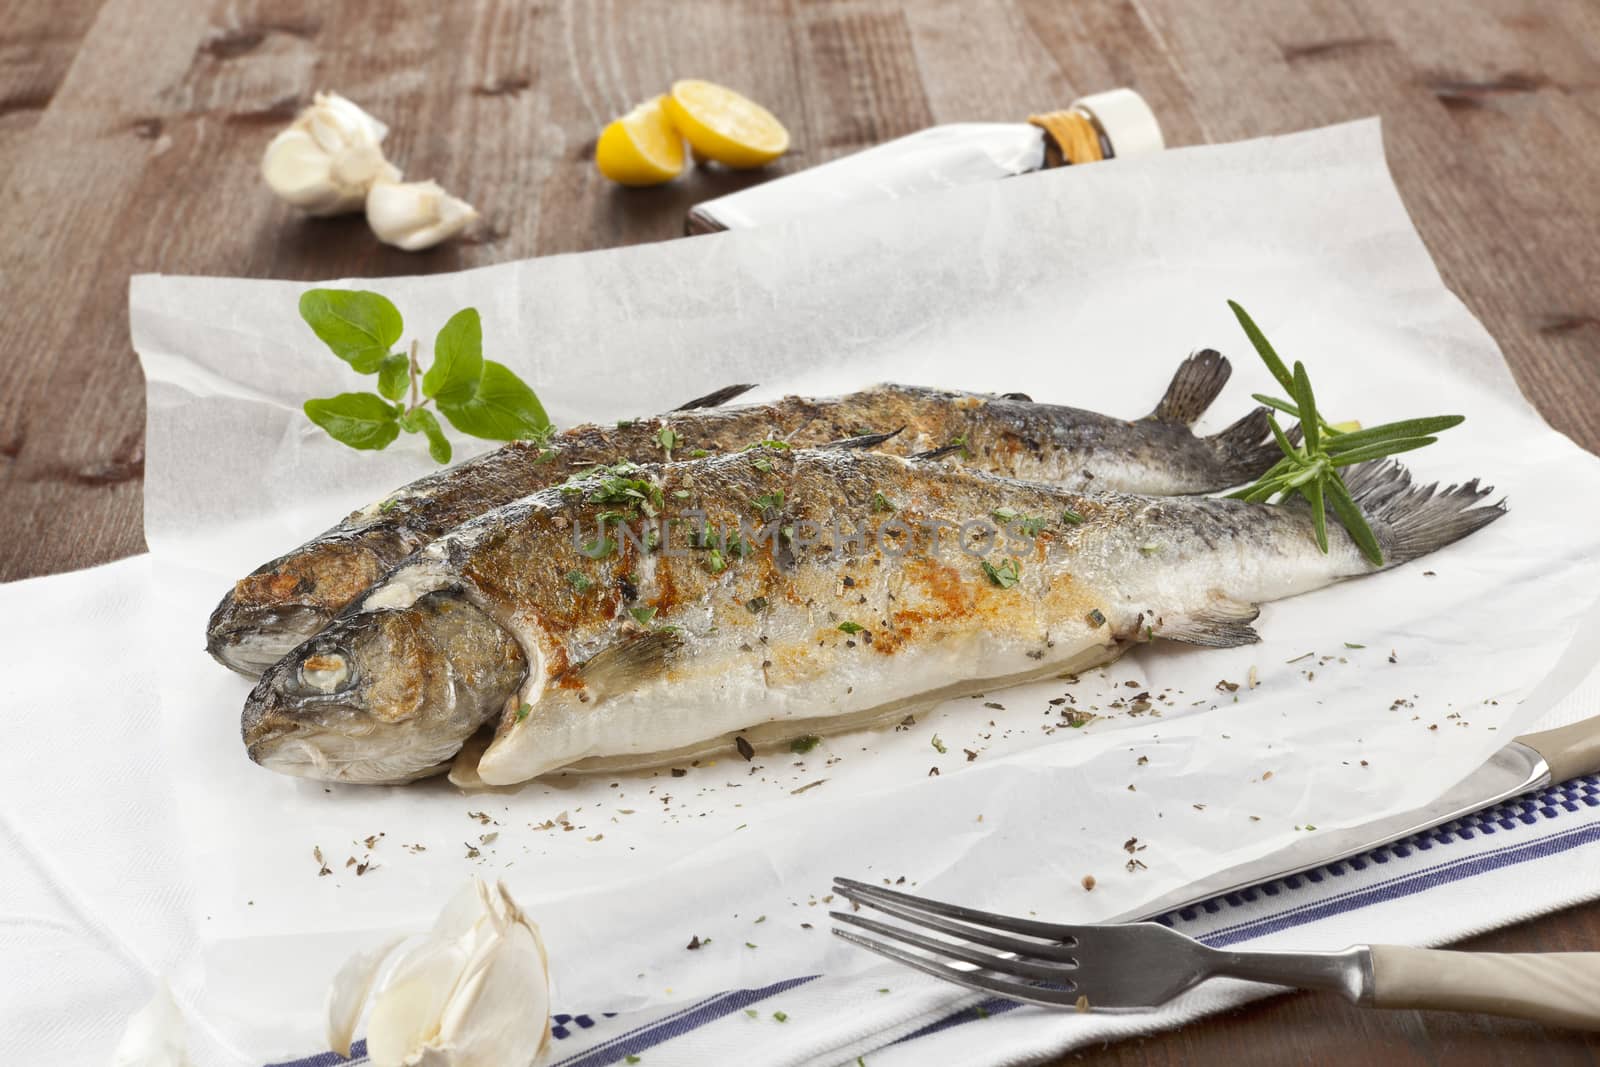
[1112,714,1600,923]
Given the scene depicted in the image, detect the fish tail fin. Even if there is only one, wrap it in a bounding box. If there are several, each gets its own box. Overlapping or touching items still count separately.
[1203,406,1288,486]
[1347,461,1507,566]
[1149,349,1232,425]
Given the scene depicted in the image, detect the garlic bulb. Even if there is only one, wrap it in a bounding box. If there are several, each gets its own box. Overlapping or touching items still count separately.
[109,981,192,1067]
[327,879,552,1067]
[262,92,400,216]
[365,178,480,251]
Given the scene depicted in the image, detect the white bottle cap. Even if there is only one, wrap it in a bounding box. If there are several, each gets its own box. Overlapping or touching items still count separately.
[1071,88,1165,158]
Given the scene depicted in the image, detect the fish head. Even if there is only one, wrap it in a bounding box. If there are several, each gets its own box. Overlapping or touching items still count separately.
[242,591,527,784]
[206,531,414,677]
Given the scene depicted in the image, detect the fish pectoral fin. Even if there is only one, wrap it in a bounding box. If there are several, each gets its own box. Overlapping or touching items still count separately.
[1147,348,1231,425]
[566,628,685,699]
[1159,596,1262,648]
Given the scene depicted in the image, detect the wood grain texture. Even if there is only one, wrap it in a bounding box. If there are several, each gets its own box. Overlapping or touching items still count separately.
[0,0,1595,1061]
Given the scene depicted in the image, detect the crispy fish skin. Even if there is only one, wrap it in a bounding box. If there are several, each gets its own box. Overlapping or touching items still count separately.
[208,353,1279,676]
[241,449,1503,786]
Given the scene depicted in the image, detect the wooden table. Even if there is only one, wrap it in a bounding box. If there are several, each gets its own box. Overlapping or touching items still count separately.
[4,1,1597,1062]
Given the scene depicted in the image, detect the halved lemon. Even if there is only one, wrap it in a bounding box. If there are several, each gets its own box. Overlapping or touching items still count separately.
[595,95,685,186]
[663,79,789,169]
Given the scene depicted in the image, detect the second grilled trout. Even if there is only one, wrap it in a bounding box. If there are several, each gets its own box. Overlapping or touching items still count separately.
[207,352,1280,676]
[241,448,1503,785]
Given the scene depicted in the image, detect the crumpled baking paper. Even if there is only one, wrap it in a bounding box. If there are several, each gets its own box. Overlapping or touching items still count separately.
[120,119,1600,1061]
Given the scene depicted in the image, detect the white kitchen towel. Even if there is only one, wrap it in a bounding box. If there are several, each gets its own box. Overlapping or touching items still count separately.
[262,765,1600,1067]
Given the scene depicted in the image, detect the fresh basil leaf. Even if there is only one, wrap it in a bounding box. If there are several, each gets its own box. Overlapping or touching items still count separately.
[304,392,401,451]
[395,408,452,464]
[377,353,410,401]
[298,290,403,373]
[437,360,551,442]
[422,308,483,406]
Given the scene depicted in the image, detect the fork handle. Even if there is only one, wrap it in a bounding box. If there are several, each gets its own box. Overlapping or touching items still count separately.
[1369,945,1600,1030]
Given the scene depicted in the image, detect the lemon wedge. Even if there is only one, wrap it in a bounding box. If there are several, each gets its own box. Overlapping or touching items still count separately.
[663,79,789,169]
[595,95,685,186]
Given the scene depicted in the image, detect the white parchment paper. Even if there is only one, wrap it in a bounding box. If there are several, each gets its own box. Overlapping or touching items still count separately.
[128,120,1600,1060]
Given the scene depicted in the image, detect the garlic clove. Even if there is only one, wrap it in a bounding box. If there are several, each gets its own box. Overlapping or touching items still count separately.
[366,938,474,1066]
[110,981,192,1067]
[432,883,553,1066]
[328,879,551,1067]
[326,934,407,1058]
[365,178,479,251]
[262,92,399,217]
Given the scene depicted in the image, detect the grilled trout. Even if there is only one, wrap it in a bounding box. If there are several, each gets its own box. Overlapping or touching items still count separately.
[208,352,1281,676]
[241,448,1503,786]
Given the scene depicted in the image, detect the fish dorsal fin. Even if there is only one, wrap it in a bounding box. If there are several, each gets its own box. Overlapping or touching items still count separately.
[565,628,684,699]
[1159,595,1261,648]
[1149,349,1231,425]
[673,383,758,410]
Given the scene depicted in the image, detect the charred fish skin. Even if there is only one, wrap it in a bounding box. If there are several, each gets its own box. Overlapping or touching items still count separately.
[240,448,1503,787]
[207,355,1278,677]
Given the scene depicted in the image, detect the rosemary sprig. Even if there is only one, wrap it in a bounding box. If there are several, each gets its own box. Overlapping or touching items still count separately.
[1225,300,1464,565]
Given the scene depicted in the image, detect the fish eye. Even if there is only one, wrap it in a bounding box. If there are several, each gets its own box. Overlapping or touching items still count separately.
[298,651,352,692]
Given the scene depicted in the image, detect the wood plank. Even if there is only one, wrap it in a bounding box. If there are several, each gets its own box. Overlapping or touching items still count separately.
[0,0,107,188]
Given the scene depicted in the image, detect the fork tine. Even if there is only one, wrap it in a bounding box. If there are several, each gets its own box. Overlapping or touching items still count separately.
[832,885,1078,964]
[831,910,1077,983]
[831,927,1082,1009]
[833,877,1080,943]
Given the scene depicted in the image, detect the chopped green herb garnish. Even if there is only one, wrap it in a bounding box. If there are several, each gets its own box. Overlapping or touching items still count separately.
[629,606,657,626]
[931,734,947,754]
[705,548,727,574]
[743,439,791,451]
[566,570,593,592]
[689,448,710,458]
[379,497,399,513]
[744,1009,758,1019]
[580,536,615,559]
[872,491,895,513]
[1344,641,1365,649]
[745,941,757,948]
[753,490,785,515]
[752,456,773,472]
[773,1011,788,1023]
[1061,507,1084,525]
[656,425,679,457]
[616,419,636,429]
[790,735,821,754]
[515,703,532,723]
[1139,542,1162,555]
[625,1057,640,1065]
[673,489,691,499]
[981,558,1021,589]
[837,621,865,634]
[1086,608,1106,628]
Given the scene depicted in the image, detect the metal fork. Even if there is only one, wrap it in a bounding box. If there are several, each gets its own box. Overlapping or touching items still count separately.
[829,877,1600,1029]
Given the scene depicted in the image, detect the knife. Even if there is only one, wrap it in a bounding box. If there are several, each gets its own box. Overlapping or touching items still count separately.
[1112,715,1600,923]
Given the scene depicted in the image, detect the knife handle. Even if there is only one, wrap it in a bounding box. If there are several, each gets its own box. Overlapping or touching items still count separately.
[1515,717,1600,783]
[1369,945,1600,1030]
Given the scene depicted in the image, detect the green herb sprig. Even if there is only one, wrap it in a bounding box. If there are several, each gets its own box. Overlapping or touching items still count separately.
[1226,300,1463,565]
[299,289,552,465]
